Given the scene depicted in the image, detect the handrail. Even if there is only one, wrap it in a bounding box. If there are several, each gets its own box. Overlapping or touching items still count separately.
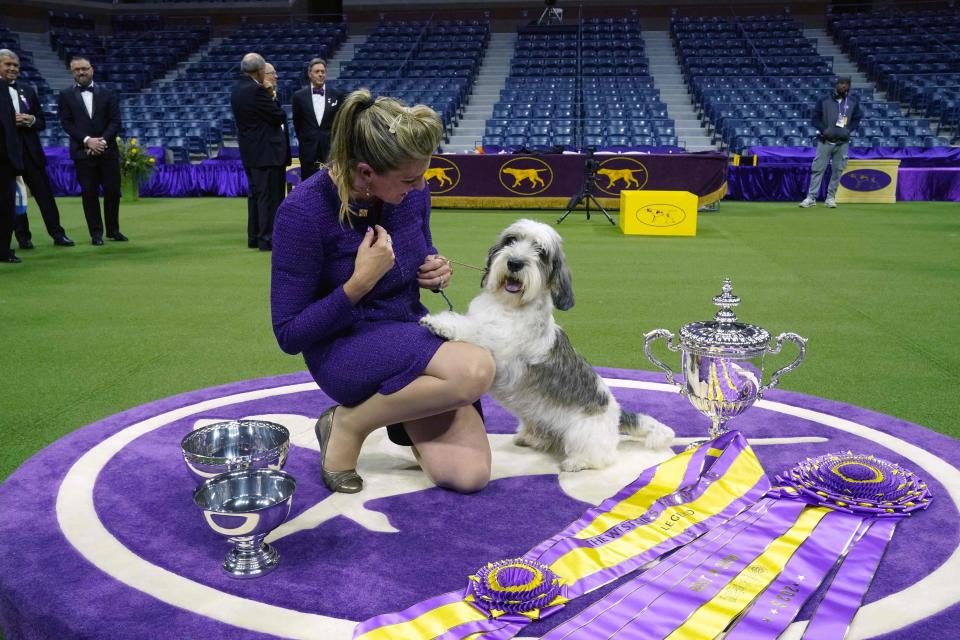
[396,17,429,78]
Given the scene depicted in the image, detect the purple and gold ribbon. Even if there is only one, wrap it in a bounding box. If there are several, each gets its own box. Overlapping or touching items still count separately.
[353,431,768,640]
[540,498,785,639]
[723,509,865,640]
[799,517,897,639]
[774,452,930,638]
[530,431,769,598]
[545,500,827,640]
[539,452,932,640]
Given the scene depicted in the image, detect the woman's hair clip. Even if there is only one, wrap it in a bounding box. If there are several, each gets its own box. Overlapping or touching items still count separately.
[388,114,403,134]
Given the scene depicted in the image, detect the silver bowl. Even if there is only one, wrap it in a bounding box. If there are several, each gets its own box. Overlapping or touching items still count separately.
[181,420,289,484]
[193,468,297,578]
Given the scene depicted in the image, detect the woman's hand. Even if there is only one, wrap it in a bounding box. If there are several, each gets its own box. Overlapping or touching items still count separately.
[344,225,395,303]
[418,254,453,291]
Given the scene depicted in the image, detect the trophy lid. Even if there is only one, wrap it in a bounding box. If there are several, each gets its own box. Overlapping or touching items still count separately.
[678,278,771,356]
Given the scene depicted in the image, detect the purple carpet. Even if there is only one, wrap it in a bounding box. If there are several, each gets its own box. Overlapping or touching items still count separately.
[1,368,958,639]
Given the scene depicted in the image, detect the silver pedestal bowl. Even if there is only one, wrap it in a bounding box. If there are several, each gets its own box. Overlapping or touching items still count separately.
[181,420,289,484]
[193,468,297,578]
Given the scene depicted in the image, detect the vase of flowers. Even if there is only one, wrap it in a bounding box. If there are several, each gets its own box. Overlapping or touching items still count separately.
[117,136,157,201]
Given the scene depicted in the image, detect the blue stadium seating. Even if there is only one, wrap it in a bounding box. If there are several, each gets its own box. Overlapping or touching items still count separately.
[20,9,955,161]
[481,18,678,152]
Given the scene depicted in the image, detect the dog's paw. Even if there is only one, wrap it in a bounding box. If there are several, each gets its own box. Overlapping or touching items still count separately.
[514,423,553,451]
[419,314,456,340]
[513,433,533,447]
[641,417,675,450]
[560,456,612,472]
[513,433,550,451]
[560,458,591,472]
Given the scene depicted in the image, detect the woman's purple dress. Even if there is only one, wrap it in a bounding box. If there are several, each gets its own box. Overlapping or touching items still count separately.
[270,168,445,407]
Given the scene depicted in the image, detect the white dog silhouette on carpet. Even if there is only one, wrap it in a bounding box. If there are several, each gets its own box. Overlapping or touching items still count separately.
[421,219,674,471]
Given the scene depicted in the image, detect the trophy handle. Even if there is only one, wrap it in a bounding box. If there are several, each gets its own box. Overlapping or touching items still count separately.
[760,332,807,395]
[643,329,683,388]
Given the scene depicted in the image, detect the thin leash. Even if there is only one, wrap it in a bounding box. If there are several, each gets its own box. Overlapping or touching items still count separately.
[446,258,485,272]
[433,258,485,311]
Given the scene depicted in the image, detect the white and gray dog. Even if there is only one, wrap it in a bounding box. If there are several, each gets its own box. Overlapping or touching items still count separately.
[420,219,674,471]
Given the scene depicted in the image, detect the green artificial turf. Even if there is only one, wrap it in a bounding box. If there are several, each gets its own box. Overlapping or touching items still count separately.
[1,197,958,482]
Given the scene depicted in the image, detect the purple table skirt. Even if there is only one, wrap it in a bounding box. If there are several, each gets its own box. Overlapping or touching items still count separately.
[43,145,166,165]
[746,146,960,167]
[40,156,960,202]
[45,161,251,197]
[896,168,960,201]
[727,165,960,202]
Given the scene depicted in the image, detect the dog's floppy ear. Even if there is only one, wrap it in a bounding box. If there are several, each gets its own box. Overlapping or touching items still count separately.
[550,251,575,310]
[480,240,499,288]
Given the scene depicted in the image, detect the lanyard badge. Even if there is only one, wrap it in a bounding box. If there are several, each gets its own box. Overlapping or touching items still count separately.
[836,97,849,128]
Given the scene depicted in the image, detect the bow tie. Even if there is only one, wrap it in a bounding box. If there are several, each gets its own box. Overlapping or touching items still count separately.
[78,86,93,93]
[312,88,324,96]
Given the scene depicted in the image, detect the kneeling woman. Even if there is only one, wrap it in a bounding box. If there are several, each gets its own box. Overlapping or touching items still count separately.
[271,90,494,494]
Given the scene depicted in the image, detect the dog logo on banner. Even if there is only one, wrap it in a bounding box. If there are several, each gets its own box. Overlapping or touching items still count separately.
[499,157,553,195]
[426,156,460,194]
[596,157,648,196]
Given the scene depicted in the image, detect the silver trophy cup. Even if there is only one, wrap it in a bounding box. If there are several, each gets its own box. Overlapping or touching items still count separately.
[181,420,289,484]
[193,468,297,578]
[643,278,806,445]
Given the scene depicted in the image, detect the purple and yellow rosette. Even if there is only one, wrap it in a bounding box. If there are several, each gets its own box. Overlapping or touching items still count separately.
[776,451,932,517]
[464,559,568,622]
[723,452,933,640]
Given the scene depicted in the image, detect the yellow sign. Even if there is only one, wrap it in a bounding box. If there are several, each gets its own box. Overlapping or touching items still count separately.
[619,190,698,236]
[835,159,900,204]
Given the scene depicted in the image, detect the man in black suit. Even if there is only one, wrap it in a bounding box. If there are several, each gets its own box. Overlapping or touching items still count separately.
[291,58,342,182]
[0,49,74,249]
[0,52,23,263]
[263,63,292,173]
[257,62,291,203]
[230,53,287,251]
[58,56,125,245]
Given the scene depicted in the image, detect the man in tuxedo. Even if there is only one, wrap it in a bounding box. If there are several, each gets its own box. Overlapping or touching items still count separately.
[262,62,291,189]
[291,58,342,182]
[58,56,125,245]
[230,53,287,251]
[263,63,292,172]
[0,52,23,263]
[0,50,74,249]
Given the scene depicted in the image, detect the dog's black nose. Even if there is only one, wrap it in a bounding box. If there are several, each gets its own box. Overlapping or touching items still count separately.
[507,258,524,273]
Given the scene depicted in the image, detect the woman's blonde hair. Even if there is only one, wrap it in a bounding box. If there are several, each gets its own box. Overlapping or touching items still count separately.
[328,89,443,223]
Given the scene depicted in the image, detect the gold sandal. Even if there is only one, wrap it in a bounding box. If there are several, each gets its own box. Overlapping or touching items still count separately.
[314,406,363,493]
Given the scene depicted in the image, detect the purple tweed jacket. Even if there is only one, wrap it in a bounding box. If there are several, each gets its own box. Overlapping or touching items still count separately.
[270,169,443,404]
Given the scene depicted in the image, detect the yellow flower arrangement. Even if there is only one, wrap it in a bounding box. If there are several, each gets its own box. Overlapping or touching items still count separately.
[116,136,157,185]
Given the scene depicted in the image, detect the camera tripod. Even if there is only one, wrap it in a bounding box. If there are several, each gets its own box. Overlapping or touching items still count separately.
[557,174,615,225]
